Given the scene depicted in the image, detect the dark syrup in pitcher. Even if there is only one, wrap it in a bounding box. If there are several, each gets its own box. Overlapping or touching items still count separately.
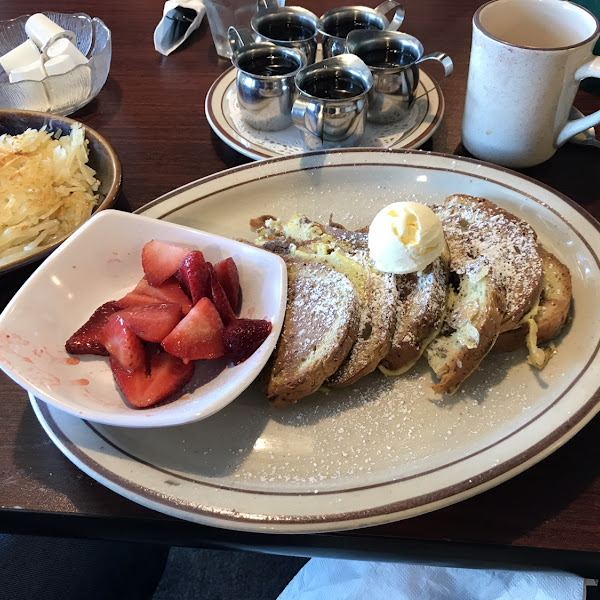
[304,73,366,99]
[359,47,417,69]
[326,16,381,38]
[258,21,315,41]
[239,54,300,76]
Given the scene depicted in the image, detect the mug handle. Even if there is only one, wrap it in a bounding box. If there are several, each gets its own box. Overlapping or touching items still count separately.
[416,52,454,79]
[291,96,323,141]
[228,26,255,54]
[556,56,600,146]
[374,0,405,32]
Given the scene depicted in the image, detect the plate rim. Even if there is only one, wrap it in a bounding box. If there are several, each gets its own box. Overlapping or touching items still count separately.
[139,146,600,231]
[31,389,600,532]
[205,66,444,161]
[29,148,600,532]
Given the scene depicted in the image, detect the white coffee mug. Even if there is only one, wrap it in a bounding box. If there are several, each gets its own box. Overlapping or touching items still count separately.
[462,0,600,168]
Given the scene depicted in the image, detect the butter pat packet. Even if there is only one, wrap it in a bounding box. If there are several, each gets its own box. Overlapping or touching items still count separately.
[154,0,206,56]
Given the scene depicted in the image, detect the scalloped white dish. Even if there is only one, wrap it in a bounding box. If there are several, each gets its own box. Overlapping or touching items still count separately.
[28,149,600,533]
[0,210,286,428]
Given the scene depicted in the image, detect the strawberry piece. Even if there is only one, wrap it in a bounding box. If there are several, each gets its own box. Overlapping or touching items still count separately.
[65,301,121,356]
[143,342,163,371]
[142,240,191,286]
[176,251,210,306]
[162,297,225,362]
[118,276,192,315]
[214,257,240,312]
[110,352,194,408]
[223,318,272,365]
[117,303,183,343]
[208,264,236,325]
[100,315,145,373]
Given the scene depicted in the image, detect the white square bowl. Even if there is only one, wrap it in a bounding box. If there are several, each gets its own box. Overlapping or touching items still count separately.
[0,210,287,427]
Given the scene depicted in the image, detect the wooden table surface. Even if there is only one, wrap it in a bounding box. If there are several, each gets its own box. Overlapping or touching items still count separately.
[2,0,600,576]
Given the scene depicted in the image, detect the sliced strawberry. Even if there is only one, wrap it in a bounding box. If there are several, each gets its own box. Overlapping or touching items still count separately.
[65,301,121,356]
[118,277,192,315]
[223,318,272,365]
[176,251,210,306]
[110,352,194,408]
[116,303,183,343]
[214,257,240,312]
[162,297,224,362]
[142,240,192,287]
[143,342,163,373]
[100,315,145,373]
[208,264,236,325]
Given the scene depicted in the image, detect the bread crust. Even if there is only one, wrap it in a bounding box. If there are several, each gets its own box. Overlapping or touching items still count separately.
[325,264,397,387]
[255,215,399,390]
[494,247,572,352]
[428,271,505,394]
[265,260,360,406]
[380,254,449,374]
[436,195,544,333]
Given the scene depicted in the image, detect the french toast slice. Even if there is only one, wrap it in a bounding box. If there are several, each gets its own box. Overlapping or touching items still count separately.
[255,214,398,388]
[435,195,544,333]
[324,252,397,387]
[493,247,572,363]
[324,218,450,376]
[379,254,449,375]
[314,220,398,386]
[426,259,506,394]
[426,195,546,393]
[265,259,360,406]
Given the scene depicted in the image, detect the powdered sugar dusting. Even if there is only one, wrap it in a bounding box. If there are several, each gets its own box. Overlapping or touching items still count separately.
[436,195,543,327]
[278,262,348,358]
[384,255,448,370]
[152,350,554,492]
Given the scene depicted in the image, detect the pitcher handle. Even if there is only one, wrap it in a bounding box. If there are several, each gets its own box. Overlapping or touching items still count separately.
[228,26,255,54]
[556,56,600,147]
[416,52,453,78]
[292,96,323,141]
[257,0,285,9]
[374,0,405,31]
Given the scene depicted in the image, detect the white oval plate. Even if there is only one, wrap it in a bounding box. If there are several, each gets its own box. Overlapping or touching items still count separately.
[205,66,444,160]
[30,149,600,533]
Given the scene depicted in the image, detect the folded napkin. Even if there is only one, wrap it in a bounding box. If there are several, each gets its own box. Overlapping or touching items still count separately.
[277,559,594,600]
[154,0,206,56]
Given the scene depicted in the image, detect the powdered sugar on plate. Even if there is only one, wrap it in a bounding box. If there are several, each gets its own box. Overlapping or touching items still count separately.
[92,348,560,494]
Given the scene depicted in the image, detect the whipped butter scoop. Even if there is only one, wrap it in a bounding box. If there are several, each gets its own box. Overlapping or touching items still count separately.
[368,201,444,274]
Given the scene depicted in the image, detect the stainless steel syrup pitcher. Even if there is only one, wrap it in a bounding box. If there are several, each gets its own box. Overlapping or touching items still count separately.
[346,29,452,123]
[229,26,306,131]
[318,0,405,59]
[291,54,373,149]
[252,0,319,64]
